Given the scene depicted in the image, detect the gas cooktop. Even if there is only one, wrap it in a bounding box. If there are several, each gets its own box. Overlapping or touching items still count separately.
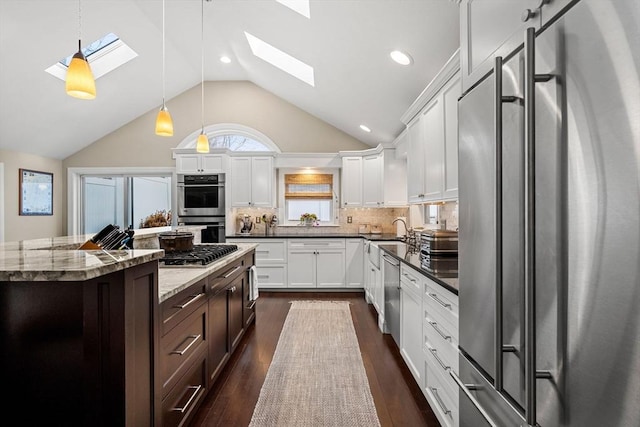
[160,244,238,266]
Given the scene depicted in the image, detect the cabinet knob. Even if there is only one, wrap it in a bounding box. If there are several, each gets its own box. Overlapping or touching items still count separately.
[521,8,537,22]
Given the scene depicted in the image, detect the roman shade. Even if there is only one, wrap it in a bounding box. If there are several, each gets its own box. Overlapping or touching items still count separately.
[284,174,333,199]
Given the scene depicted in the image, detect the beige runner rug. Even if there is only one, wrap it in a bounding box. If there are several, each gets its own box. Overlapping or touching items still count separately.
[249,301,381,427]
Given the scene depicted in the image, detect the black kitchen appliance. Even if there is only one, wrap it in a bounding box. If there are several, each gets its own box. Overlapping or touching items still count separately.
[159,244,238,266]
[178,216,226,243]
[177,173,225,217]
[420,229,458,275]
[177,173,227,243]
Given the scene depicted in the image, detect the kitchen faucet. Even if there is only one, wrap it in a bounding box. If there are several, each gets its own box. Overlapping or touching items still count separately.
[392,218,417,250]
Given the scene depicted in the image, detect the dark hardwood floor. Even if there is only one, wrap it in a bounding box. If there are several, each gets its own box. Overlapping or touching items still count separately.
[190,291,441,427]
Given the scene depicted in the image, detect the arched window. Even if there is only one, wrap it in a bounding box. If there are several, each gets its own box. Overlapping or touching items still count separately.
[177,123,281,152]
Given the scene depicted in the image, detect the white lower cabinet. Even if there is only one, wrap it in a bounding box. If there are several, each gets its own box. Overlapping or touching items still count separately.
[287,239,346,288]
[422,276,459,427]
[400,265,424,386]
[345,238,364,288]
[226,239,287,288]
[424,360,459,427]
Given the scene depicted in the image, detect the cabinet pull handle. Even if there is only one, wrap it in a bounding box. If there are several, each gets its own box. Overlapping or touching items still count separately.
[450,371,498,427]
[173,293,204,310]
[428,346,450,371]
[429,387,452,416]
[246,300,256,310]
[170,334,201,355]
[429,321,451,341]
[228,286,237,293]
[172,385,203,413]
[429,293,452,309]
[222,265,242,278]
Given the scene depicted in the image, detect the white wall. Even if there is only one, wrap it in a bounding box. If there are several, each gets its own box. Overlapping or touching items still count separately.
[63,81,369,170]
[0,149,64,241]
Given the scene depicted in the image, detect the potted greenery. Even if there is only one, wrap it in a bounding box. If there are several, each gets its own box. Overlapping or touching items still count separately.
[300,213,318,226]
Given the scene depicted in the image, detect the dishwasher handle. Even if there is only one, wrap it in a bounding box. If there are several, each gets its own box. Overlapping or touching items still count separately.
[382,253,400,267]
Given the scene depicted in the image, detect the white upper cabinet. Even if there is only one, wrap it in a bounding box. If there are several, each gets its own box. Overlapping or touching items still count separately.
[404,53,461,204]
[422,96,445,201]
[381,149,408,207]
[230,156,274,208]
[340,147,407,208]
[341,156,363,207]
[442,75,460,200]
[362,153,384,207]
[175,154,225,174]
[407,118,425,203]
[460,0,541,93]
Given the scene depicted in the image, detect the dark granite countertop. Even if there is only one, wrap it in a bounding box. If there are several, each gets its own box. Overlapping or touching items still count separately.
[228,233,403,241]
[377,243,458,295]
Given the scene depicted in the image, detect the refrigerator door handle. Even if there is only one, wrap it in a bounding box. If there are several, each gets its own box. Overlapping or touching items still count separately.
[494,55,520,393]
[524,26,555,427]
[450,370,498,427]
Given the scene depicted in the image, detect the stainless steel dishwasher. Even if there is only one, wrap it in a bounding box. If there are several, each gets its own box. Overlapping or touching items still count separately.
[382,253,401,346]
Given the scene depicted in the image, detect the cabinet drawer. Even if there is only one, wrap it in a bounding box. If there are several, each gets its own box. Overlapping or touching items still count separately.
[424,280,459,332]
[254,240,287,264]
[161,279,207,336]
[401,265,423,296]
[160,301,207,396]
[288,239,346,249]
[424,314,459,375]
[255,265,286,288]
[161,348,207,427]
[209,258,245,294]
[425,361,459,427]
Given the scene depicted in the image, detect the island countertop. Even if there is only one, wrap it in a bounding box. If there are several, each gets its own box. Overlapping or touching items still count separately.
[0,248,165,282]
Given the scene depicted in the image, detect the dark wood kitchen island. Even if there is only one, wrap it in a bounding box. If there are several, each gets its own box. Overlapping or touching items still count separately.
[0,242,164,426]
[0,238,257,426]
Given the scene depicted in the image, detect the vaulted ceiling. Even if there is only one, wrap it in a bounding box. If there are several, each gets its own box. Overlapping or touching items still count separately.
[0,0,459,160]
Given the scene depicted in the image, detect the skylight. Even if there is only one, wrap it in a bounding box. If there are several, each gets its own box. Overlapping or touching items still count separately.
[275,0,311,19]
[45,33,138,81]
[245,31,315,87]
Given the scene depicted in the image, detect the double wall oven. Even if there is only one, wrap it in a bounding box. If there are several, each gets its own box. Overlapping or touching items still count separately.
[177,173,226,243]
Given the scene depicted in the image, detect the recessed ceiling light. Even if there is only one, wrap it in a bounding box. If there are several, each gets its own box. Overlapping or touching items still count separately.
[245,31,315,87]
[360,125,371,133]
[220,56,231,64]
[390,50,413,66]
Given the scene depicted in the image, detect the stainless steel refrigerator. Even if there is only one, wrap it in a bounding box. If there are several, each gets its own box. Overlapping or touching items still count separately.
[455,1,640,426]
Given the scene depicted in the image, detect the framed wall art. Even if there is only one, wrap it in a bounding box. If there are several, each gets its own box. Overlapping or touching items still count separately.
[19,168,53,216]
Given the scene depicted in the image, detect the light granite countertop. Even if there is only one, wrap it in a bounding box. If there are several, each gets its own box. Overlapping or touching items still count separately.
[0,248,164,282]
[158,243,258,303]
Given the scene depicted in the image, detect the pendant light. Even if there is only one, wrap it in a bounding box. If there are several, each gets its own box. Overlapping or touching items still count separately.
[196,0,209,153]
[66,0,96,99]
[155,0,174,136]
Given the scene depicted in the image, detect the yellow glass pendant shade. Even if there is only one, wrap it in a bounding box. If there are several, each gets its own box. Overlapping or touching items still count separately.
[196,132,209,153]
[65,46,96,100]
[155,106,174,136]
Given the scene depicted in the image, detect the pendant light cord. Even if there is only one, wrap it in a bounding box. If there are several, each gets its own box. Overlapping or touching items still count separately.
[201,0,205,132]
[78,0,81,41]
[162,0,166,105]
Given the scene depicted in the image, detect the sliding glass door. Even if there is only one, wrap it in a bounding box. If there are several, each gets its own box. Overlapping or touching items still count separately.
[81,175,171,234]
